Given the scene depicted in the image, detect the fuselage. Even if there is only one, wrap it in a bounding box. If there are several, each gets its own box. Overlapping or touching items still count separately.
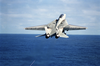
[56,14,66,28]
[45,14,66,38]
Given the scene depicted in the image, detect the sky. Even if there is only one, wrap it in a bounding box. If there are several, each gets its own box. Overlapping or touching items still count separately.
[0,0,100,35]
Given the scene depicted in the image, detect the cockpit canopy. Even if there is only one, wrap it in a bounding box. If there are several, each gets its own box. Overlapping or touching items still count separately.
[59,14,64,18]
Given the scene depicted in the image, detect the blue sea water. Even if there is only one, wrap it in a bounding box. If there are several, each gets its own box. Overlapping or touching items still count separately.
[0,34,100,66]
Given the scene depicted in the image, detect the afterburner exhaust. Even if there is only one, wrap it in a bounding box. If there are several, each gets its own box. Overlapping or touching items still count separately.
[45,33,50,38]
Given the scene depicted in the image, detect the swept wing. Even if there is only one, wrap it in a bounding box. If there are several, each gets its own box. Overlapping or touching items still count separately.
[25,25,45,30]
[64,24,87,31]
[25,20,57,30]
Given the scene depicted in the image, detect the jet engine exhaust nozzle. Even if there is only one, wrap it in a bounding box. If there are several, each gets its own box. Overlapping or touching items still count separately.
[45,33,50,39]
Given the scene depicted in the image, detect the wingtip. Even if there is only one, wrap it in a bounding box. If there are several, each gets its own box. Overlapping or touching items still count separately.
[24,28,26,30]
[25,28,29,30]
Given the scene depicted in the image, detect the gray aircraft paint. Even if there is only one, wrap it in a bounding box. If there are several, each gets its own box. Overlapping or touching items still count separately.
[25,14,86,38]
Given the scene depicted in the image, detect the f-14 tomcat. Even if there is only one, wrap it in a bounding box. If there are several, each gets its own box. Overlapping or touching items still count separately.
[25,14,86,38]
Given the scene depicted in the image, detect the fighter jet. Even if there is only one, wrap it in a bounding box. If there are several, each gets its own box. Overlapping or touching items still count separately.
[25,14,86,38]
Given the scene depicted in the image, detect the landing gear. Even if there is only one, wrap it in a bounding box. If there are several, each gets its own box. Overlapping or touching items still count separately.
[62,30,66,34]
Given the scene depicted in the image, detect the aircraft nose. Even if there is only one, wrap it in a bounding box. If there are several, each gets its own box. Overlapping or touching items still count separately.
[59,14,64,18]
[59,14,66,18]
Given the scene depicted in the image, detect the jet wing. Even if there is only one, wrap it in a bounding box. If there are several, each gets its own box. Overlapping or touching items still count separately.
[25,19,57,30]
[64,24,87,31]
[25,25,46,30]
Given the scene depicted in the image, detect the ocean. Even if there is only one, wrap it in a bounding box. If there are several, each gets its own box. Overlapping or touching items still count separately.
[0,34,100,66]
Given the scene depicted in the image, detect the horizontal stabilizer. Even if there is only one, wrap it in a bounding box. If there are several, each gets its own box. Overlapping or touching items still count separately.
[60,33,69,38]
[36,34,45,37]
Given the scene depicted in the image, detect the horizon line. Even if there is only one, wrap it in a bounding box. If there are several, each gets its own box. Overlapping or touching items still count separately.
[0,33,100,35]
